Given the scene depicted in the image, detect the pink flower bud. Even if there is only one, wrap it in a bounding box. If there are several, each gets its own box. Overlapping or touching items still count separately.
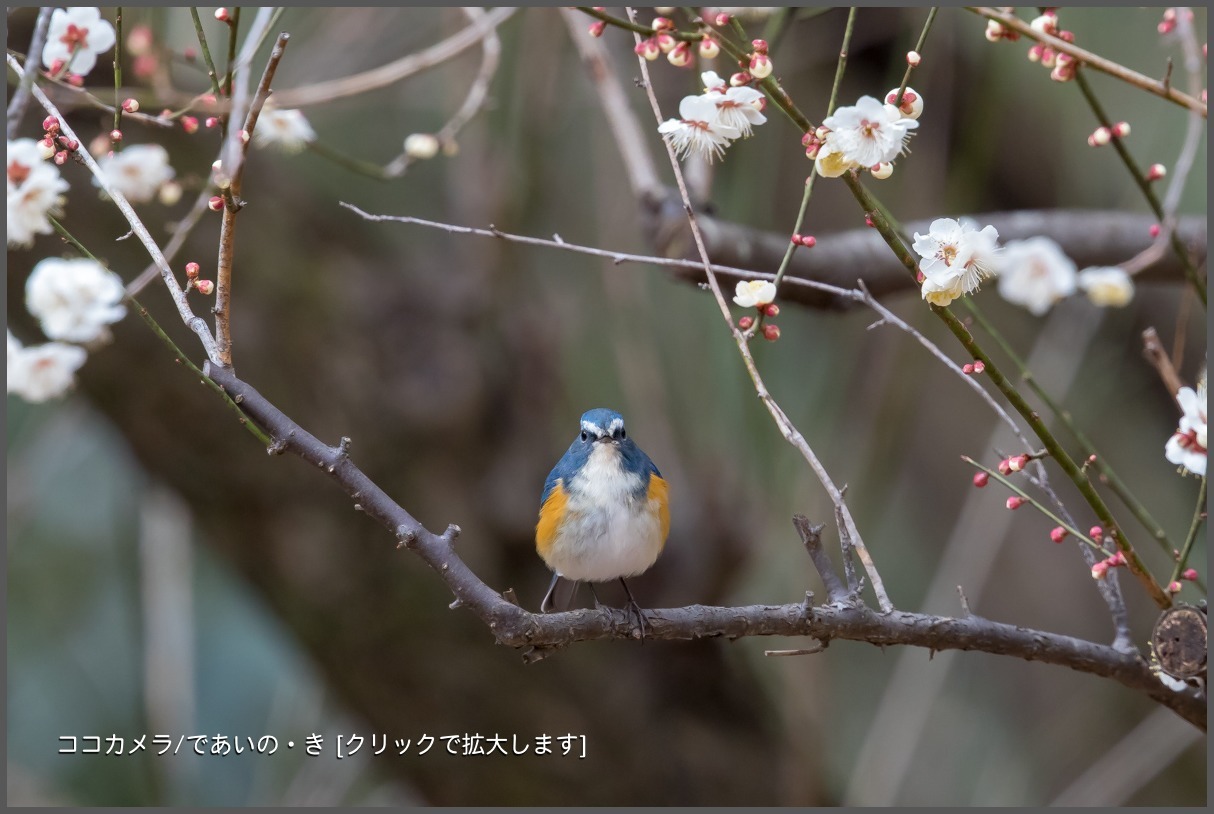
[181,116,199,134]
[714,12,730,26]
[121,98,139,113]
[1167,580,1182,593]
[762,303,780,318]
[185,262,200,279]
[738,316,754,330]
[962,363,975,375]
[208,196,224,211]
[206,116,220,129]
[1006,496,1026,510]
[1089,526,1103,539]
[972,472,989,488]
[109,129,122,142]
[656,32,677,53]
[42,115,59,133]
[870,162,893,180]
[1050,526,1067,543]
[998,458,1013,475]
[762,324,781,342]
[1182,568,1199,581]
[53,150,68,165]
[239,129,250,144]
[667,42,692,67]
[1057,30,1075,43]
[215,7,231,22]
[1092,561,1110,580]
[1106,551,1127,568]
[1111,121,1131,139]
[751,39,769,54]
[1089,126,1110,146]
[749,53,772,79]
[588,20,605,37]
[635,38,660,61]
[800,235,816,248]
[126,24,153,56]
[1149,224,1161,238]
[699,36,720,59]
[985,20,1005,42]
[729,72,751,87]
[906,50,921,67]
[651,16,673,31]
[1146,163,1166,181]
[195,279,215,295]
[1008,454,1029,472]
[972,360,985,374]
[1027,43,1043,63]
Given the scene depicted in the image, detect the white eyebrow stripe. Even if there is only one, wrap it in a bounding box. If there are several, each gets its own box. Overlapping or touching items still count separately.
[607,417,624,433]
[581,420,603,435]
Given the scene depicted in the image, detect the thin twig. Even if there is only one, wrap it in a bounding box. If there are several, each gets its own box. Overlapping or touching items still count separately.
[793,514,848,605]
[127,187,215,296]
[9,52,220,361]
[968,7,1207,116]
[215,30,290,368]
[893,7,937,106]
[1143,326,1187,397]
[625,5,893,612]
[1168,477,1206,588]
[6,6,52,140]
[269,7,516,108]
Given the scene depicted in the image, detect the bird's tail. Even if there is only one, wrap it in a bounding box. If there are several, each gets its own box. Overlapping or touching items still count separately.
[541,575,580,613]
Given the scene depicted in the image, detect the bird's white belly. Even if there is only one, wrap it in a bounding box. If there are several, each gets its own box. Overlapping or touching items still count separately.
[546,446,664,582]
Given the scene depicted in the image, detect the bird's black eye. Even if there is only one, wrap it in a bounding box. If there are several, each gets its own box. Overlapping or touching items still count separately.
[580,431,589,442]
[620,429,626,439]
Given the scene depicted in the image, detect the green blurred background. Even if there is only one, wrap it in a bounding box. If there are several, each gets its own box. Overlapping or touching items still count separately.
[7,6,1207,805]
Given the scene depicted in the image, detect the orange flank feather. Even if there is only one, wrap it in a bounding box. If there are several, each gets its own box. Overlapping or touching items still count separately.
[648,474,670,547]
[535,479,568,563]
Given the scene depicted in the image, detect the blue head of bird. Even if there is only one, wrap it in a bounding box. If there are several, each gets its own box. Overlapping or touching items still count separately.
[535,408,670,589]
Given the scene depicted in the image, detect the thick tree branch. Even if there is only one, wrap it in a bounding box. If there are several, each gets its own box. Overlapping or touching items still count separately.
[199,363,1205,731]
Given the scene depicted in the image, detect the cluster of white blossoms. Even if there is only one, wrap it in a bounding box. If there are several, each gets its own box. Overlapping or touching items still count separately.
[996,237,1136,315]
[658,71,767,163]
[9,257,128,402]
[1165,372,1207,477]
[8,138,70,247]
[810,90,921,180]
[913,218,1001,307]
[252,107,317,153]
[41,6,116,77]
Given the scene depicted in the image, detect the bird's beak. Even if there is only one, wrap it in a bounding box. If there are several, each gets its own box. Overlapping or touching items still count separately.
[594,436,619,446]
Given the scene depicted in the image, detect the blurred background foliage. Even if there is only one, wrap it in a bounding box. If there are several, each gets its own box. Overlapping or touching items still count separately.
[6,5,1207,805]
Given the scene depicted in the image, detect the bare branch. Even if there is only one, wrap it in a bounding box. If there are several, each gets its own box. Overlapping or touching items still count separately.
[269,7,517,108]
[1143,326,1186,397]
[793,514,849,605]
[6,6,52,139]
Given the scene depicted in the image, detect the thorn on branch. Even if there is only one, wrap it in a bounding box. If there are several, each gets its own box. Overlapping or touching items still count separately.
[765,641,828,657]
[449,597,465,609]
[957,584,972,617]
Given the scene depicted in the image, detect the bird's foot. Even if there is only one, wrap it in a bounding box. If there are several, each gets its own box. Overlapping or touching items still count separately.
[623,598,648,642]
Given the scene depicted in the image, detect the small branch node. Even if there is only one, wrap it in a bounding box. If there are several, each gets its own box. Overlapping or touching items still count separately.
[396,527,418,549]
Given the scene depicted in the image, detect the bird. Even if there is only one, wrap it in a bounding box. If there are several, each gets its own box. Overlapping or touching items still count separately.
[535,408,670,631]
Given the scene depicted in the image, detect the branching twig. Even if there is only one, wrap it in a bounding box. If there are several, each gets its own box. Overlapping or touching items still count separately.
[968,7,1207,116]
[624,5,893,612]
[794,515,849,605]
[1143,326,1186,397]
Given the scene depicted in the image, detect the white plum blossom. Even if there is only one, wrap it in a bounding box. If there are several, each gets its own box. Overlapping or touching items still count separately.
[8,139,69,247]
[252,107,317,153]
[94,143,175,203]
[912,218,1001,307]
[41,7,116,77]
[732,280,777,308]
[819,95,918,168]
[26,257,127,343]
[403,133,440,160]
[1077,266,1135,307]
[7,341,88,402]
[658,94,740,163]
[701,71,766,137]
[995,237,1077,316]
[1165,376,1206,477]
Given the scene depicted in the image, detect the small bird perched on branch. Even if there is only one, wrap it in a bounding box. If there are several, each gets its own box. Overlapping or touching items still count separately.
[536,408,670,633]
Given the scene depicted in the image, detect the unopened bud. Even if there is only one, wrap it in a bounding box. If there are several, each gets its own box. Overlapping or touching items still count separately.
[738,316,754,330]
[751,39,769,54]
[1006,496,1026,510]
[126,24,153,56]
[1182,568,1199,581]
[195,279,215,295]
[906,50,921,67]
[635,39,660,61]
[972,472,989,488]
[42,115,59,133]
[110,129,123,142]
[158,180,182,206]
[651,16,673,31]
[870,162,893,180]
[215,7,231,22]
[667,42,692,67]
[972,360,985,374]
[588,20,605,37]
[655,32,676,53]
[208,196,224,211]
[181,116,199,134]
[800,235,815,248]
[1008,454,1029,472]
[1089,525,1103,539]
[962,363,975,375]
[1111,121,1131,138]
[985,20,1006,42]
[1167,580,1182,593]
[36,138,56,160]
[714,12,730,26]
[762,303,780,318]
[729,72,751,87]
[1088,126,1111,146]
[1149,223,1161,238]
[53,150,68,165]
[66,73,83,87]
[749,53,772,79]
[1092,562,1110,580]
[1050,526,1068,543]
[404,133,440,160]
[762,324,781,341]
[205,116,220,129]
[239,129,250,144]
[699,36,720,59]
[998,458,1013,475]
[121,98,139,113]
[1146,163,1167,181]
